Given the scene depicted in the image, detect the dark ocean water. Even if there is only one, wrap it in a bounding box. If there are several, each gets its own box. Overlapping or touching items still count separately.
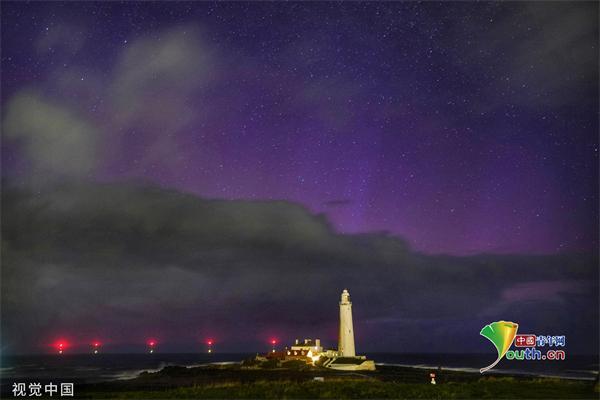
[1,353,598,386]
[370,353,599,380]
[1,353,254,384]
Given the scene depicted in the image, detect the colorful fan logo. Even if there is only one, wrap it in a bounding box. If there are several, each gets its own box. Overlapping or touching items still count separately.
[480,320,519,373]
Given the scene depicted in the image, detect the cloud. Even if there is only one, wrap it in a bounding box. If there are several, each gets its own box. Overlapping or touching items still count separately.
[36,24,87,55]
[108,25,215,126]
[507,2,598,107]
[105,25,218,178]
[323,199,352,207]
[501,280,590,303]
[2,24,217,186]
[1,183,597,354]
[2,90,98,183]
[436,2,597,111]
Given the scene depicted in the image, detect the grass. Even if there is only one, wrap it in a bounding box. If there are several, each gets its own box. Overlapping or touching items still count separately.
[80,377,598,399]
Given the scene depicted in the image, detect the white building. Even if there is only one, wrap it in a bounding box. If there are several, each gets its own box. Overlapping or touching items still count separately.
[323,289,375,371]
[338,289,356,357]
[290,338,323,353]
[276,289,375,370]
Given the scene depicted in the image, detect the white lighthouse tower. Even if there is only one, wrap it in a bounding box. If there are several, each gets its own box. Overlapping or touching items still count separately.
[338,289,356,357]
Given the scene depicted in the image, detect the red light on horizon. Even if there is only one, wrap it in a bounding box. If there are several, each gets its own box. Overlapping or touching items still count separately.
[207,339,213,346]
[93,342,101,347]
[270,339,277,345]
[53,339,69,354]
[147,340,156,347]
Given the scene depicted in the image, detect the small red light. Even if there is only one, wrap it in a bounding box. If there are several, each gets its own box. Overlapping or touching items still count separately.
[53,340,69,353]
[271,339,277,345]
[207,340,213,346]
[148,340,156,347]
[93,342,101,347]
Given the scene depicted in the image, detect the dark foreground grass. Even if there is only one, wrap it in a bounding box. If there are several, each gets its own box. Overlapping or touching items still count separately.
[81,377,597,399]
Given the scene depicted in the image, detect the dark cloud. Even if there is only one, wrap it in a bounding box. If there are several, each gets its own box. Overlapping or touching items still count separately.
[2,182,597,354]
[434,2,598,112]
[323,199,352,207]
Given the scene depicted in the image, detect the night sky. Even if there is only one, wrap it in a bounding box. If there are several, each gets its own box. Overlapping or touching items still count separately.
[1,2,598,355]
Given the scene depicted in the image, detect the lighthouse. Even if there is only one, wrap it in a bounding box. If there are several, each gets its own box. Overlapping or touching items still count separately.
[338,289,356,357]
[266,288,374,371]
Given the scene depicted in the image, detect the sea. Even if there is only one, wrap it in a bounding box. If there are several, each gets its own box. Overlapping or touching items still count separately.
[1,353,598,387]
